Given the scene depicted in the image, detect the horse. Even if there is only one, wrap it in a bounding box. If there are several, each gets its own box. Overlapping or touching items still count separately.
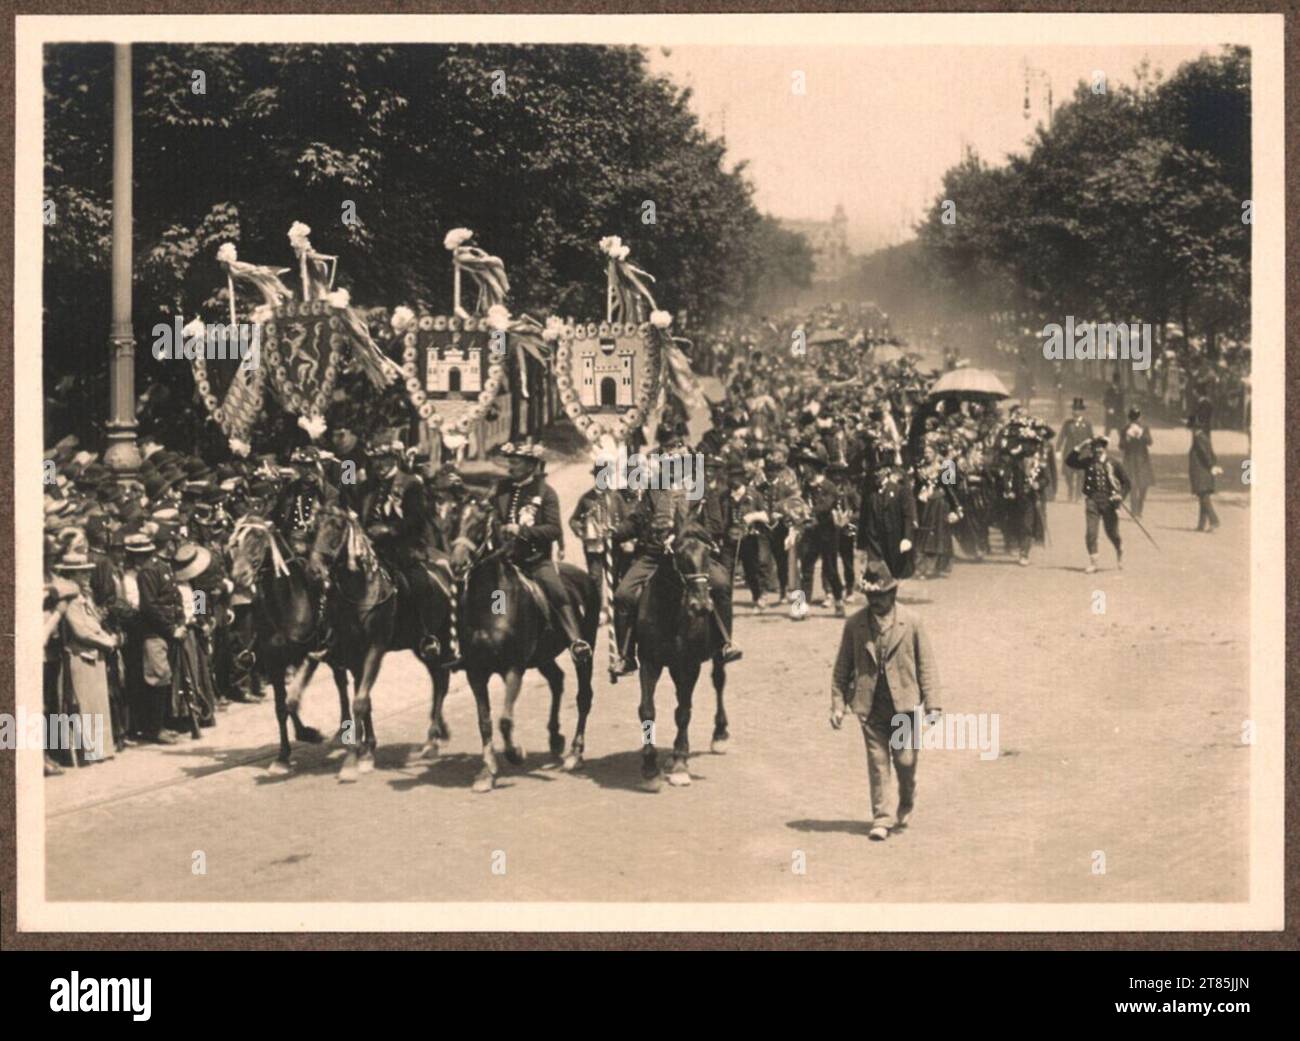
[633,533,730,791]
[306,504,454,782]
[226,517,342,771]
[449,496,599,792]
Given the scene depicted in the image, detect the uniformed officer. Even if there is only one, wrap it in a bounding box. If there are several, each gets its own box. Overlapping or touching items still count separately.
[491,441,592,665]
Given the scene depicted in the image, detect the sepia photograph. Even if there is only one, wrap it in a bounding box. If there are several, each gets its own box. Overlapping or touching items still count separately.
[10,10,1287,939]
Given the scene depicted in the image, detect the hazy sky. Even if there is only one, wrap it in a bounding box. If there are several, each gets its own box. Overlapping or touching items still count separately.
[648,44,1219,253]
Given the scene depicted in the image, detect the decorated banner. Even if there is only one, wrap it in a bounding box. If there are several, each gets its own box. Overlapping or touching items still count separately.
[393,311,509,440]
[262,300,347,440]
[555,236,705,449]
[190,227,399,450]
[553,320,662,446]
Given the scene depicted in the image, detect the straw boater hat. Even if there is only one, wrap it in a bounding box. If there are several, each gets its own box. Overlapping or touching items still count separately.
[54,549,96,573]
[123,532,157,555]
[172,543,213,583]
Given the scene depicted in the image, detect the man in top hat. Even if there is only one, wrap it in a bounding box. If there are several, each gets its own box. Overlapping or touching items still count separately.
[491,440,591,665]
[361,435,449,665]
[1119,406,1155,518]
[830,561,942,841]
[1187,405,1222,533]
[1055,398,1094,502]
[1065,434,1132,573]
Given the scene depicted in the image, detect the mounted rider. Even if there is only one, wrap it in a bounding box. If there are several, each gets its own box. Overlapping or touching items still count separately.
[489,440,593,666]
[610,426,742,677]
[359,434,455,667]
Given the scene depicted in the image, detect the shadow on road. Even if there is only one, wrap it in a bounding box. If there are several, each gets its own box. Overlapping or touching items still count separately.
[785,818,874,837]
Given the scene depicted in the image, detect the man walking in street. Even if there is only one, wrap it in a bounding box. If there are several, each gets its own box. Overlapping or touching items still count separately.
[1055,397,1093,502]
[1065,435,1132,574]
[830,561,942,841]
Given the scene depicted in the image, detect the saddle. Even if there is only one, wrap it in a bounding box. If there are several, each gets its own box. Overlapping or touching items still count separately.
[509,564,556,625]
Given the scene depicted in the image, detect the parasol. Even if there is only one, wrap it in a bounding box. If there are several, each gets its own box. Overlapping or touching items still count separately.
[808,328,848,347]
[927,367,1010,400]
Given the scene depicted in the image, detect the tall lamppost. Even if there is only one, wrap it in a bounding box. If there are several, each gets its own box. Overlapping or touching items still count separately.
[104,42,141,480]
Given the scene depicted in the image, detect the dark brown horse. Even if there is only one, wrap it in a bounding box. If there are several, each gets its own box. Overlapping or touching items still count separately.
[226,517,342,770]
[307,504,453,782]
[634,534,729,791]
[449,497,599,792]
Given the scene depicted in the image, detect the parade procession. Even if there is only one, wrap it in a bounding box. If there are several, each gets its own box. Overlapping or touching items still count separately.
[20,21,1272,926]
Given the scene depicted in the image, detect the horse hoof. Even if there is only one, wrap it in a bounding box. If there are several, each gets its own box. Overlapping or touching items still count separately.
[357,757,375,775]
[338,764,358,784]
[549,734,566,757]
[297,727,325,745]
[268,758,294,774]
[640,772,663,793]
[710,737,730,755]
[472,770,496,793]
[417,741,439,761]
[562,753,583,772]
[503,743,526,767]
[667,768,691,787]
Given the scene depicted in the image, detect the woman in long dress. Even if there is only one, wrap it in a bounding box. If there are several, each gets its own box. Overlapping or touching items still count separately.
[55,550,121,763]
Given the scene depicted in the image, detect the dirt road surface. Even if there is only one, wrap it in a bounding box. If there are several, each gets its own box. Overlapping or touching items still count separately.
[45,438,1250,905]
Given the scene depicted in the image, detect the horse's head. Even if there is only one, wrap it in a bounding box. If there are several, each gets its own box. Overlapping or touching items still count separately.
[228,520,271,596]
[308,504,351,582]
[672,535,714,619]
[448,496,495,578]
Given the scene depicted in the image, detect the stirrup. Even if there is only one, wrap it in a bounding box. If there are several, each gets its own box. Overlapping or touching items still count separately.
[569,640,593,663]
[612,655,638,676]
[720,643,743,664]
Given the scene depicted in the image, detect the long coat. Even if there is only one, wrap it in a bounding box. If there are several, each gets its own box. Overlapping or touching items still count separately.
[857,468,917,579]
[1189,428,1217,495]
[1120,421,1156,489]
[59,594,118,760]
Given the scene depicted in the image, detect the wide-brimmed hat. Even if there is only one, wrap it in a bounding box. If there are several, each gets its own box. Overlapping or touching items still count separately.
[1127,406,1142,420]
[861,561,898,593]
[172,542,213,582]
[124,532,157,554]
[54,549,96,573]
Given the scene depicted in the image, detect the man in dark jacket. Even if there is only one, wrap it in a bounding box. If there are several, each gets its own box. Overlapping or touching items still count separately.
[491,441,591,665]
[361,438,446,663]
[133,534,186,743]
[1188,407,1222,532]
[1065,435,1132,573]
[1055,398,1094,502]
[1119,406,1155,518]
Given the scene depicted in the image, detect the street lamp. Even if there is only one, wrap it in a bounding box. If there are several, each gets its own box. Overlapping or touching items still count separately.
[103,42,141,480]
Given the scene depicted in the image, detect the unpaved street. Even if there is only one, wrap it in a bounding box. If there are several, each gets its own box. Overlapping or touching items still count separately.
[45,437,1250,905]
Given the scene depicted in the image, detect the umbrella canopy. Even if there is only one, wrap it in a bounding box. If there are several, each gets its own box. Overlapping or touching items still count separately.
[807,327,848,346]
[927,367,1010,400]
[868,344,907,364]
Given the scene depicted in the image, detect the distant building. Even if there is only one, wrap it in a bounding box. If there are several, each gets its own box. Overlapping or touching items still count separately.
[780,204,852,282]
